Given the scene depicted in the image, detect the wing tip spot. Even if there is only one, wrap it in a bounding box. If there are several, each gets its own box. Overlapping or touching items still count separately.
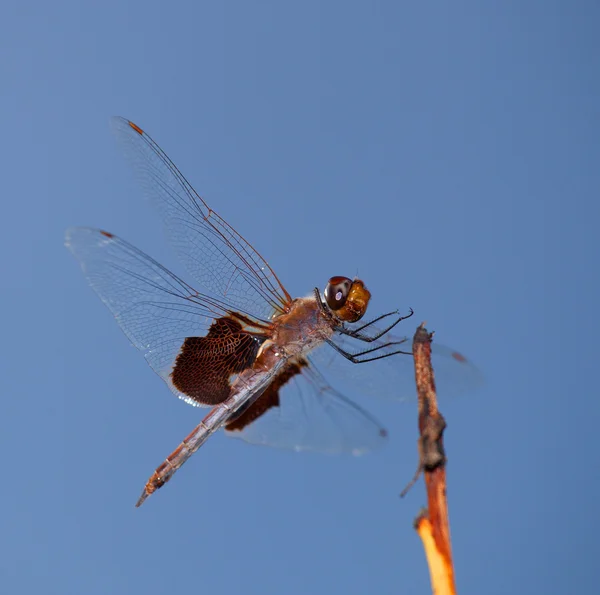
[129,121,144,135]
[451,351,467,363]
[100,230,114,238]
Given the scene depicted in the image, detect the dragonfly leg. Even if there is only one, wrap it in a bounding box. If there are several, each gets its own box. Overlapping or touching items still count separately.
[325,337,412,364]
[336,309,414,342]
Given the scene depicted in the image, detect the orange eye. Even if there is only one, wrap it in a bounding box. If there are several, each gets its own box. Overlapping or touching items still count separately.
[324,276,353,311]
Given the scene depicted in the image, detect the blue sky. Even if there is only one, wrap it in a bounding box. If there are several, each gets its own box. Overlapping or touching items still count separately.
[2,1,599,593]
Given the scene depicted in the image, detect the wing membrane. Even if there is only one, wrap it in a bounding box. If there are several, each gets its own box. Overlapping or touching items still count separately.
[311,327,483,402]
[66,227,270,407]
[110,117,291,320]
[225,357,387,454]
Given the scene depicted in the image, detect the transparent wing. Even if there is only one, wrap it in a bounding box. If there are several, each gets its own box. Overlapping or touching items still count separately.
[224,358,387,455]
[110,117,291,321]
[65,227,270,407]
[310,326,483,402]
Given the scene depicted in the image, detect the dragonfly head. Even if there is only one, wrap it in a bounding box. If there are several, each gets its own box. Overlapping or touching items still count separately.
[323,276,371,323]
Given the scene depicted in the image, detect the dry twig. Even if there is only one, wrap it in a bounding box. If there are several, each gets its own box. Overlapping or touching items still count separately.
[408,323,456,595]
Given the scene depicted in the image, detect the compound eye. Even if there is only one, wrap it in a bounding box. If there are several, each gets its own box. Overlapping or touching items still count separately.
[324,276,353,311]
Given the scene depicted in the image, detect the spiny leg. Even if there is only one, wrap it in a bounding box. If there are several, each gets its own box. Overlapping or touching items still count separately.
[336,308,414,343]
[325,337,412,363]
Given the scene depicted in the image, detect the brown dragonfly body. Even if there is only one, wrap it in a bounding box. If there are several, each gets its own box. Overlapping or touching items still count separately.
[136,288,373,506]
[66,118,480,506]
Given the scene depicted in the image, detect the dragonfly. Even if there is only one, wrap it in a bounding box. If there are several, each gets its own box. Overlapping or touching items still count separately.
[66,118,482,507]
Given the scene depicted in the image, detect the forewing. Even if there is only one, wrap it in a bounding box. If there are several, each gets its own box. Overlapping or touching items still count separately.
[110,117,291,321]
[66,227,269,407]
[311,326,483,402]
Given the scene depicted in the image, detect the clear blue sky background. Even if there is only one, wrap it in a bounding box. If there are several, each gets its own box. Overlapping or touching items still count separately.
[2,2,598,593]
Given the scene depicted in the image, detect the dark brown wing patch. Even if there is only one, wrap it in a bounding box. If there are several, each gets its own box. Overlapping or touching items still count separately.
[225,358,308,432]
[171,316,263,405]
